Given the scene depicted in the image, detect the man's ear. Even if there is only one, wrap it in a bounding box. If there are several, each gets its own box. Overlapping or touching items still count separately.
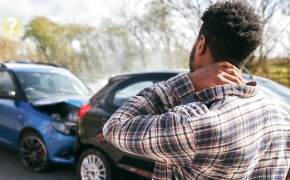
[197,35,207,55]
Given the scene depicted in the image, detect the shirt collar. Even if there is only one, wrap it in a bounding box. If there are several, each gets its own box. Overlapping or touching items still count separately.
[194,81,259,105]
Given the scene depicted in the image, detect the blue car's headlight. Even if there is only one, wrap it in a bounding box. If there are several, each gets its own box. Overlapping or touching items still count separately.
[51,121,77,135]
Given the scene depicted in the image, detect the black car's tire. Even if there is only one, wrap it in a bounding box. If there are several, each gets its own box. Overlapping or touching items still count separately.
[19,132,50,172]
[77,148,112,180]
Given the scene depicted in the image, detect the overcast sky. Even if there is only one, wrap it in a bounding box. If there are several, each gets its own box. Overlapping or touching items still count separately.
[1,0,112,23]
[0,0,149,37]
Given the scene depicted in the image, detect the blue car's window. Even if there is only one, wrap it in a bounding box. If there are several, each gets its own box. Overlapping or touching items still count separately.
[15,72,91,101]
[0,71,15,91]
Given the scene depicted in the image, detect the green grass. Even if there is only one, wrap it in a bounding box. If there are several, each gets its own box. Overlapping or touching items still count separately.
[257,63,290,88]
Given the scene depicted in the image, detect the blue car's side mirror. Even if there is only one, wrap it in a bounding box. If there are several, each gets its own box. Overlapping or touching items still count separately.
[0,90,16,100]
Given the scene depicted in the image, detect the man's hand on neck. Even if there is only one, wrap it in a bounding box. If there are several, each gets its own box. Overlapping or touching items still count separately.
[187,61,245,92]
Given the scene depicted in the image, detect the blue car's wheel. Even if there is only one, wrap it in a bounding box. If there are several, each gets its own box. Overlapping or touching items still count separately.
[19,132,50,172]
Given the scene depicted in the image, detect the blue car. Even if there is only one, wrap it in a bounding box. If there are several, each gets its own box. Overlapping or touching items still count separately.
[0,63,92,172]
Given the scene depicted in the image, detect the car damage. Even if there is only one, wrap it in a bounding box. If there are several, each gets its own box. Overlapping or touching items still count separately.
[31,96,89,136]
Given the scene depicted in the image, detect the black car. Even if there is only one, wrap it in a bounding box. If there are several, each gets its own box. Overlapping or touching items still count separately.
[74,70,290,180]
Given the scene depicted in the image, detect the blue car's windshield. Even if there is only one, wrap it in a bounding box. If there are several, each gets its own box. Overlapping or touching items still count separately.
[15,71,92,101]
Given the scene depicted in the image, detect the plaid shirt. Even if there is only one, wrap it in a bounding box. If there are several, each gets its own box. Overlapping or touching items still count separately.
[103,73,290,180]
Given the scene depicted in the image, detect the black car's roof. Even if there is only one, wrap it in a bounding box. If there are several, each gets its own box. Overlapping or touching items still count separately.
[110,69,188,77]
[109,69,255,83]
[109,69,189,83]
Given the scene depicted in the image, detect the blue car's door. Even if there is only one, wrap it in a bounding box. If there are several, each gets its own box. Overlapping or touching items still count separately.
[0,70,20,148]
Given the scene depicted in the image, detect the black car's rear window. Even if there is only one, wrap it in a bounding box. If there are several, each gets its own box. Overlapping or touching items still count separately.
[90,83,111,103]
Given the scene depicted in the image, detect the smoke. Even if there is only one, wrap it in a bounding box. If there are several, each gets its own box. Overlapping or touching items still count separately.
[86,78,108,93]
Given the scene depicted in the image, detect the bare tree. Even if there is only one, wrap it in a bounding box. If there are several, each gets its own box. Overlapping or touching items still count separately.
[152,0,211,45]
[109,0,148,68]
[246,0,289,76]
[282,31,290,86]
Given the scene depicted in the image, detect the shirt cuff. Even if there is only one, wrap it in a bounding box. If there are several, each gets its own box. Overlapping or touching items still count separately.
[167,72,196,103]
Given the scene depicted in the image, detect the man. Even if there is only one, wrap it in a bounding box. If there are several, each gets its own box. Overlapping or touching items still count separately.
[103,1,290,179]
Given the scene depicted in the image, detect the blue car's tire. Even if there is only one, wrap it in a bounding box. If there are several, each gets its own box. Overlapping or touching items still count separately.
[77,148,112,180]
[19,132,50,172]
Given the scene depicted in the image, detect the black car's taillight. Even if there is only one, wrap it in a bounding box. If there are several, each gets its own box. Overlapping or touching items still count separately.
[78,104,93,121]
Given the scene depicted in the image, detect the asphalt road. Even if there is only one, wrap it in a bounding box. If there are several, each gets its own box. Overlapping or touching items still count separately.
[0,145,78,180]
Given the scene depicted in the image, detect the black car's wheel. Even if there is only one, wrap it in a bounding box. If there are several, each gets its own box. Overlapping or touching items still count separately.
[19,132,50,172]
[77,148,112,180]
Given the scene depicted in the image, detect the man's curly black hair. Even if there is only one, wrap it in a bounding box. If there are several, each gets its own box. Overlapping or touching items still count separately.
[191,0,263,69]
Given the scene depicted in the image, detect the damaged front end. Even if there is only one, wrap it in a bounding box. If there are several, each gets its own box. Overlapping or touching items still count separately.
[32,97,89,136]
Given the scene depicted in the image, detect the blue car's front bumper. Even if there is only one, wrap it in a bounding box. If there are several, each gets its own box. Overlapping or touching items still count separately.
[16,98,90,165]
[41,123,76,164]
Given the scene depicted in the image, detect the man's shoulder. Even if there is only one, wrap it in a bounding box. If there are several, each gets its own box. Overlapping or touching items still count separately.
[250,90,290,120]
[257,90,287,108]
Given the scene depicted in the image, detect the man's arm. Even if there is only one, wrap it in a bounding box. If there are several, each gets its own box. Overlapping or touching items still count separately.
[103,62,243,166]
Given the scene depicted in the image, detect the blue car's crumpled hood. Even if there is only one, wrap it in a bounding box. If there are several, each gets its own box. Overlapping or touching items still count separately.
[31,96,90,107]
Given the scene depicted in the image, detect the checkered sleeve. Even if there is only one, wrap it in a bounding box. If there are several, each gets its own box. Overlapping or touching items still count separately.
[103,73,201,166]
